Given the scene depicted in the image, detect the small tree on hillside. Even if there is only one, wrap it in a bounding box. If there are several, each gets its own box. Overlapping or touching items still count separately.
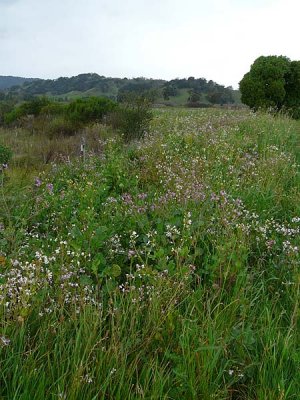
[188,90,201,103]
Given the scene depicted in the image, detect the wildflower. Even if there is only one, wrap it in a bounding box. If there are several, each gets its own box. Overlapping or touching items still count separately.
[128,250,136,258]
[35,177,42,187]
[0,336,11,346]
[137,193,148,200]
[46,183,54,193]
[266,239,276,250]
[81,374,93,383]
[122,193,133,204]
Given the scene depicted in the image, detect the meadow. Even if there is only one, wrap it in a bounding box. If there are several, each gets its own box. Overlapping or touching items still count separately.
[0,108,299,399]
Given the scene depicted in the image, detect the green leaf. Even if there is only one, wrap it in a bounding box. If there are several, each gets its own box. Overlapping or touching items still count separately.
[100,264,121,278]
[91,252,106,276]
[79,274,94,286]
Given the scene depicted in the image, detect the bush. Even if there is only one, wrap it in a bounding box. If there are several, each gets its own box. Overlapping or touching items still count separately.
[65,97,117,125]
[40,102,67,116]
[0,101,15,125]
[0,144,12,166]
[4,107,23,125]
[289,107,300,119]
[109,94,152,141]
[45,116,79,138]
[4,97,52,125]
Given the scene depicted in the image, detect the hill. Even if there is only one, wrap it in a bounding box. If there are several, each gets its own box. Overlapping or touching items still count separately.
[1,73,241,106]
[0,75,37,90]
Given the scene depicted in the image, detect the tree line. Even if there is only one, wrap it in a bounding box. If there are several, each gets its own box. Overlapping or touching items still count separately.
[0,73,238,107]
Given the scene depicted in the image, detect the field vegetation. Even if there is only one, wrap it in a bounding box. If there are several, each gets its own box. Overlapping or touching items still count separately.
[0,106,299,399]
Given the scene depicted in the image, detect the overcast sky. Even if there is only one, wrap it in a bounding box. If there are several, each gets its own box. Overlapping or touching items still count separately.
[0,0,299,88]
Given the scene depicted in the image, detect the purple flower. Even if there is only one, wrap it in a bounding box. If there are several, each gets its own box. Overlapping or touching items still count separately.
[266,239,276,250]
[46,183,54,193]
[210,193,219,202]
[137,193,148,200]
[35,177,42,187]
[122,193,133,205]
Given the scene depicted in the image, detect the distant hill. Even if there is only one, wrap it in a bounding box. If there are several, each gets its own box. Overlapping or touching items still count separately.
[1,73,241,106]
[0,76,37,90]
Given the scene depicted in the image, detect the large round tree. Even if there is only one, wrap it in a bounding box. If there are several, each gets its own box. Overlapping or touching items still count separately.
[239,56,300,117]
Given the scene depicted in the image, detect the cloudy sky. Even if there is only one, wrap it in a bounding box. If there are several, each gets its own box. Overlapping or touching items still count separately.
[0,0,299,88]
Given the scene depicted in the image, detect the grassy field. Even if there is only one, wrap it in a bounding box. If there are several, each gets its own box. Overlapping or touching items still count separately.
[0,108,299,399]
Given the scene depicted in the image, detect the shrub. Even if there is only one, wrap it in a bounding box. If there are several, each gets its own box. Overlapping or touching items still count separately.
[4,97,52,125]
[4,107,23,125]
[289,107,300,119]
[65,97,117,125]
[0,144,12,166]
[45,116,79,138]
[109,94,153,141]
[20,97,51,116]
[40,102,67,116]
[0,101,15,125]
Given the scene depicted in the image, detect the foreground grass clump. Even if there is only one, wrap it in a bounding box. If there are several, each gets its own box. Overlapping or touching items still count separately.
[0,109,299,399]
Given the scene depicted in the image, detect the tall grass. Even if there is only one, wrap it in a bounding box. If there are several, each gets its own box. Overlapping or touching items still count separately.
[0,108,299,399]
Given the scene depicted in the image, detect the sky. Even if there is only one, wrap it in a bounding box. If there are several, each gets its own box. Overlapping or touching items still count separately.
[0,0,299,88]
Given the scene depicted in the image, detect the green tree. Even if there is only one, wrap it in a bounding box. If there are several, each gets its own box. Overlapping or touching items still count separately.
[162,85,178,100]
[188,90,201,103]
[239,56,292,111]
[206,88,233,105]
[284,60,300,118]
